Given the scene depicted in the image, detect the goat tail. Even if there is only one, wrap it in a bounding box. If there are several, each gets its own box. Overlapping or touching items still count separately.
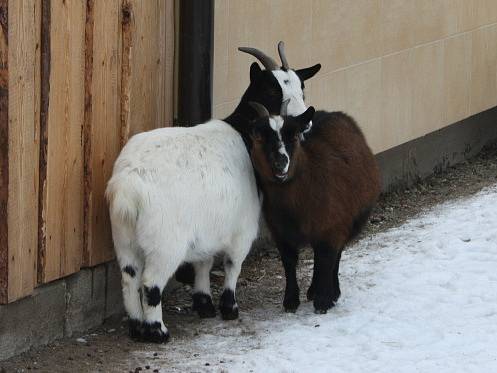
[105,174,145,227]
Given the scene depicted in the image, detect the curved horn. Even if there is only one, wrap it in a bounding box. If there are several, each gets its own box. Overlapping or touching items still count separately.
[248,101,270,118]
[238,47,279,70]
[277,41,290,70]
[281,99,290,116]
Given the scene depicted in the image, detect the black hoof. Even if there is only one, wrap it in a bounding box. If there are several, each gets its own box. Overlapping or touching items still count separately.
[314,308,328,315]
[313,295,334,314]
[219,289,239,320]
[128,319,143,340]
[283,296,300,313]
[192,293,217,318]
[141,321,170,344]
[220,305,239,320]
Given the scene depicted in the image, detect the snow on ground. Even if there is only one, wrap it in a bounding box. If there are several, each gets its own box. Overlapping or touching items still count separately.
[139,185,497,372]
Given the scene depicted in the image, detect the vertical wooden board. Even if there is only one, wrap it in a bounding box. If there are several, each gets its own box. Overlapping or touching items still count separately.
[125,0,175,139]
[0,0,9,303]
[162,0,175,128]
[82,0,94,267]
[84,0,175,266]
[84,0,122,266]
[38,0,85,283]
[127,0,163,137]
[7,0,40,301]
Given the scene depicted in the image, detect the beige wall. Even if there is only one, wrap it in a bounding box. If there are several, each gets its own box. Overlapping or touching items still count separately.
[212,0,497,153]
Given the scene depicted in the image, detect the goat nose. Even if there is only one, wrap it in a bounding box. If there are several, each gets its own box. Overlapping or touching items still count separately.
[274,154,288,171]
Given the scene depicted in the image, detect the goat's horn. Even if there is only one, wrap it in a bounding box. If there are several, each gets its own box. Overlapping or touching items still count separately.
[248,101,270,118]
[238,47,279,70]
[277,41,290,70]
[281,99,290,116]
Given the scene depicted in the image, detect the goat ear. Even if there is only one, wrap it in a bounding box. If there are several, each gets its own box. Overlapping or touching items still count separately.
[250,62,263,83]
[297,106,315,130]
[249,121,264,142]
[295,64,321,81]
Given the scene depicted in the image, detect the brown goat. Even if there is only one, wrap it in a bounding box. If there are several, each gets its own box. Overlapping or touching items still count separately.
[248,103,381,313]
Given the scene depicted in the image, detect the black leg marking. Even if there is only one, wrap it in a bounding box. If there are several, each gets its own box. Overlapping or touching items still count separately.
[332,250,342,302]
[142,321,170,344]
[123,265,136,277]
[192,292,216,318]
[128,318,143,340]
[219,289,239,320]
[312,243,339,314]
[277,241,300,313]
[144,286,161,307]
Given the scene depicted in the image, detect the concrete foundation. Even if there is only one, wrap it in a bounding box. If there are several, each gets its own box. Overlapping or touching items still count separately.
[0,262,123,361]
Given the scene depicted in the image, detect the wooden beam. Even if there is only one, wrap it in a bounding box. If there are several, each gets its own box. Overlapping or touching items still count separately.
[163,0,175,127]
[120,0,132,146]
[0,0,9,304]
[6,0,40,302]
[83,0,175,267]
[82,0,94,267]
[37,0,50,284]
[83,0,122,266]
[128,0,174,135]
[38,0,85,283]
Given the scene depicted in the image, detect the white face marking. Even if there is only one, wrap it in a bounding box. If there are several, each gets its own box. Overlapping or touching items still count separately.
[272,69,306,116]
[272,69,313,139]
[269,116,289,174]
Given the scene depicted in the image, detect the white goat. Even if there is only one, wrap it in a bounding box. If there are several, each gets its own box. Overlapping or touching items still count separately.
[106,121,260,342]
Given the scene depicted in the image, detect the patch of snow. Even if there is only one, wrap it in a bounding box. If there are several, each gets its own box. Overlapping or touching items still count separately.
[146,186,497,372]
[75,338,87,344]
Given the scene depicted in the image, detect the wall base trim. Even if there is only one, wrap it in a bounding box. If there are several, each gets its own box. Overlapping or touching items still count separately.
[377,106,497,191]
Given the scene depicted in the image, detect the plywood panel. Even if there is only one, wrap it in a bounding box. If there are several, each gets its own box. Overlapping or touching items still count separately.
[83,0,122,266]
[38,0,85,283]
[6,0,40,302]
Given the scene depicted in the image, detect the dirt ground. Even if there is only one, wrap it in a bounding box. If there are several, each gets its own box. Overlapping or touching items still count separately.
[2,144,497,373]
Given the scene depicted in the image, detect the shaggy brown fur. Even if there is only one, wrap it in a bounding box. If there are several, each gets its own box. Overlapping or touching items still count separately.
[250,109,381,313]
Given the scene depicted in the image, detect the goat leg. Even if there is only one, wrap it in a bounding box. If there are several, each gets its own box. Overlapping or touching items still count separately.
[277,241,300,312]
[312,243,339,314]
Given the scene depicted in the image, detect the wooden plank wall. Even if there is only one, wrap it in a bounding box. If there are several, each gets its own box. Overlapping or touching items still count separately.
[128,0,175,136]
[38,0,86,283]
[84,0,175,266]
[83,0,122,266]
[3,0,41,303]
[0,0,175,303]
[0,0,10,304]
